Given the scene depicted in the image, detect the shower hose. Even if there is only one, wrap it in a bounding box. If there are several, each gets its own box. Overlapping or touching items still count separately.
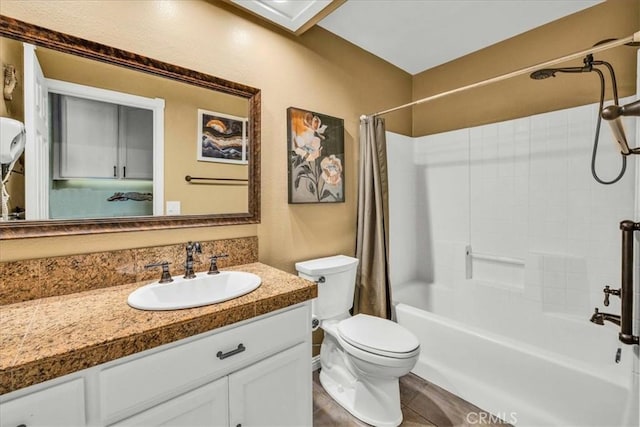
[590,62,627,185]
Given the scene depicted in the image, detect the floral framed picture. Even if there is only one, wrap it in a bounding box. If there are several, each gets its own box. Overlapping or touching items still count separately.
[197,109,248,164]
[287,107,345,204]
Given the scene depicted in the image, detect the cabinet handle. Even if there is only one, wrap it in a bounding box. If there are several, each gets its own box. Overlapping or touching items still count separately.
[113,165,117,177]
[123,166,126,178]
[217,343,245,360]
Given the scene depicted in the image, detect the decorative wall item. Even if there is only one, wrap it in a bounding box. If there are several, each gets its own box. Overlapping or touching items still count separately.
[287,107,345,203]
[197,109,248,164]
[3,64,18,101]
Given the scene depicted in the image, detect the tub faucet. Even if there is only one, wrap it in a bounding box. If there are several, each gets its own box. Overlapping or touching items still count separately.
[184,241,202,279]
[590,308,621,326]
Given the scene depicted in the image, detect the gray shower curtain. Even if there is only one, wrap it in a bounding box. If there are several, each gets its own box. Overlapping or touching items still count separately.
[354,116,391,319]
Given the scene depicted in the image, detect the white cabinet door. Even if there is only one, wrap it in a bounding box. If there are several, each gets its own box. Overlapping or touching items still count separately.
[0,378,85,427]
[23,43,50,220]
[110,377,228,427]
[119,106,153,180]
[58,96,119,179]
[229,343,311,427]
[55,98,154,180]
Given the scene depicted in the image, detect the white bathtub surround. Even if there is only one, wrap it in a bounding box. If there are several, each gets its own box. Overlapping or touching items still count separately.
[525,252,591,316]
[387,95,639,426]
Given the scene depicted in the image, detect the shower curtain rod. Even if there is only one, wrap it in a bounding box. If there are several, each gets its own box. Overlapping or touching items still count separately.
[360,31,640,120]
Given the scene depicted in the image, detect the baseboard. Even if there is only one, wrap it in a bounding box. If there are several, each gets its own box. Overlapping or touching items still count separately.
[311,355,321,371]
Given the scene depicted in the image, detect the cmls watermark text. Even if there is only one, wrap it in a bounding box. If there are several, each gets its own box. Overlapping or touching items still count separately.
[466,411,518,425]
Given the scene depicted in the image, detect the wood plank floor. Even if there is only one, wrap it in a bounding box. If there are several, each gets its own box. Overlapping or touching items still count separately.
[313,370,512,427]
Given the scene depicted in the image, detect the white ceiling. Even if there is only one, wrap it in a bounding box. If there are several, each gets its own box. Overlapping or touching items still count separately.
[229,0,333,33]
[318,0,602,75]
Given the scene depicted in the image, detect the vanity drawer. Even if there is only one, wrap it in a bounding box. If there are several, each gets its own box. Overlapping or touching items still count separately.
[0,378,85,427]
[100,305,308,421]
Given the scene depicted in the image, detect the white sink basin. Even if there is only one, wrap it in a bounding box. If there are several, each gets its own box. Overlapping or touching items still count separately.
[128,271,261,310]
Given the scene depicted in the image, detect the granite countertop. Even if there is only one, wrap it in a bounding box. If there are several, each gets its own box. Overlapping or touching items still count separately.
[0,262,316,395]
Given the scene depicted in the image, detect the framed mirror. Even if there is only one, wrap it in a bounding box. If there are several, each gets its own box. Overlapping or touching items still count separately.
[0,15,261,240]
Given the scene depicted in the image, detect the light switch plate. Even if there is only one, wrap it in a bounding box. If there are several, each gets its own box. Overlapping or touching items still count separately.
[166,201,181,215]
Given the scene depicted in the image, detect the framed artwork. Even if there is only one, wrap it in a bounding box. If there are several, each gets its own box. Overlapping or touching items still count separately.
[287,107,345,204]
[197,109,248,164]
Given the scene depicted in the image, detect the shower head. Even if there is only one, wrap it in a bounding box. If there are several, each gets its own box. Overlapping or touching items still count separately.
[529,65,592,80]
[602,99,640,120]
[601,100,640,156]
[605,117,631,155]
[530,69,556,80]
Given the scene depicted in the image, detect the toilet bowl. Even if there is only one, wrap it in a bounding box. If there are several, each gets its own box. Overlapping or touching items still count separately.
[320,315,420,426]
[296,255,420,427]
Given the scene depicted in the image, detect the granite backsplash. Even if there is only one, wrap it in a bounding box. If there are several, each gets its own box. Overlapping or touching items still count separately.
[0,236,258,305]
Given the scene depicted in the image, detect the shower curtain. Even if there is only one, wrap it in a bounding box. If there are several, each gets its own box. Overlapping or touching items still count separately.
[355,116,392,319]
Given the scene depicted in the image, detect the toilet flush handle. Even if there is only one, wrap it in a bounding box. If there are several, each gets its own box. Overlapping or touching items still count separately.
[315,276,326,285]
[311,317,320,330]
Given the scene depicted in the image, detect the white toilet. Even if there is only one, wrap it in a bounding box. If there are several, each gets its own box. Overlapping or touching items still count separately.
[296,255,420,427]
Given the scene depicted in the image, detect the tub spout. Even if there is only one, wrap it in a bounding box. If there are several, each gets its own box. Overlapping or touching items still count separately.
[590,308,621,326]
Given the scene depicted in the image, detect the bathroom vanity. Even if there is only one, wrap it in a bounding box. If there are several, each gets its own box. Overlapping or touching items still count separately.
[0,262,316,427]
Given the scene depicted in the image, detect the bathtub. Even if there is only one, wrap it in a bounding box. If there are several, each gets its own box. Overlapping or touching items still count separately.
[394,282,639,427]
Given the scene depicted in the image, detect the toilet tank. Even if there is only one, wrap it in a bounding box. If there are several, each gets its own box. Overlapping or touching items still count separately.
[295,255,359,320]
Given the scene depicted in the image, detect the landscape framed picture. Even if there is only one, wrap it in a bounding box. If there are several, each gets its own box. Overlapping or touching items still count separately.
[197,109,248,164]
[287,107,345,204]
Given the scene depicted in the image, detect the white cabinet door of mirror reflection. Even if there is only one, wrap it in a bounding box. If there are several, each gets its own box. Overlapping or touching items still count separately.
[52,95,153,181]
[23,42,165,220]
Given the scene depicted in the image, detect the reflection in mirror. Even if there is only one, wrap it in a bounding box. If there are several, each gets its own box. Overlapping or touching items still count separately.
[4,38,250,220]
[49,92,156,219]
[0,15,260,238]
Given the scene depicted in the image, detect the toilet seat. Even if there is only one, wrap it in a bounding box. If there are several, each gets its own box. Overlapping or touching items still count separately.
[337,314,420,359]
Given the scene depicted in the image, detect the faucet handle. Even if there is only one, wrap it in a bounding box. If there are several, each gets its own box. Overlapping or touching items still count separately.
[145,261,173,284]
[590,307,604,325]
[187,241,202,253]
[603,285,621,307]
[207,253,228,275]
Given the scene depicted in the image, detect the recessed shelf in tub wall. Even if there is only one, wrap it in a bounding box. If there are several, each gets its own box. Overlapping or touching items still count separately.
[464,246,596,317]
[464,245,525,285]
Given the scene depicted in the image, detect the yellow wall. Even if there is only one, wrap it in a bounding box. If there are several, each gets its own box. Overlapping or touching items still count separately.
[412,0,639,136]
[0,37,25,214]
[0,0,413,270]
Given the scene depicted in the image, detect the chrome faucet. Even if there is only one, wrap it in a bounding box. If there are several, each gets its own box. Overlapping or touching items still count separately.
[145,261,173,284]
[184,241,202,279]
[207,253,228,275]
[590,308,621,326]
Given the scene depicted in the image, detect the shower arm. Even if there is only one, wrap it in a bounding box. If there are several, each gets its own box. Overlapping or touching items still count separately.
[601,100,640,156]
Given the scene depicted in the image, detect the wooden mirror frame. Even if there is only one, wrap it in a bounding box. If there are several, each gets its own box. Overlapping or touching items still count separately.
[0,15,261,240]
